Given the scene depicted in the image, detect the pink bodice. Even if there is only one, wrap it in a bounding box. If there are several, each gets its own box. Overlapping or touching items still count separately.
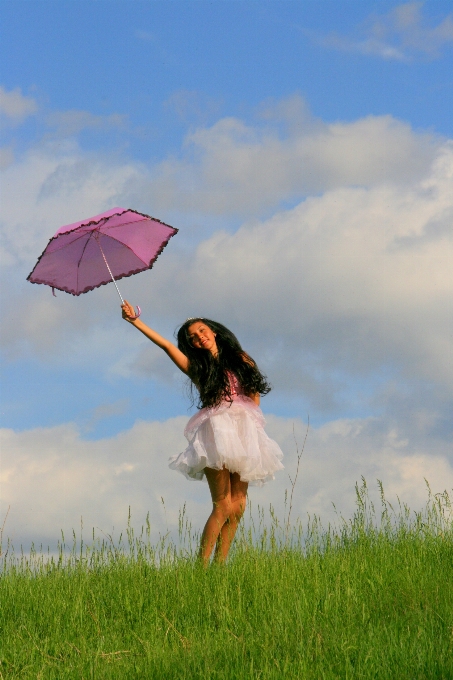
[226,371,245,397]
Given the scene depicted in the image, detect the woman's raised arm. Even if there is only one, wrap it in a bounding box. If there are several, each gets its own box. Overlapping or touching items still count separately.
[121,300,189,374]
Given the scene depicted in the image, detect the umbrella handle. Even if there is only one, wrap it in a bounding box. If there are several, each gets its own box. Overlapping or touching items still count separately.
[129,305,141,320]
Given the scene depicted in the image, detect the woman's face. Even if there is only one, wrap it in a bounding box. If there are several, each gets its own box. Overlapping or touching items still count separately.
[187,321,218,356]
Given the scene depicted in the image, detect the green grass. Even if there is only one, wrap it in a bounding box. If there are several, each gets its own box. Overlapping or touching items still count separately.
[1,481,452,679]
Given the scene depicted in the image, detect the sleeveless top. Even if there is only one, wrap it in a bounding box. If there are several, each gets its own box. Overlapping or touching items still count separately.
[226,370,245,398]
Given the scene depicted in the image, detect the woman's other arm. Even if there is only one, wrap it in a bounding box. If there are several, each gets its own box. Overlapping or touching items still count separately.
[122,301,189,374]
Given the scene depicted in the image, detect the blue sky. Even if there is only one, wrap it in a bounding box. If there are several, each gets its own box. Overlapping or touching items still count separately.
[3,2,453,158]
[1,1,452,548]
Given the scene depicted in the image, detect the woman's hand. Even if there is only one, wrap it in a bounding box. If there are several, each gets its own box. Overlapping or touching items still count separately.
[121,300,138,324]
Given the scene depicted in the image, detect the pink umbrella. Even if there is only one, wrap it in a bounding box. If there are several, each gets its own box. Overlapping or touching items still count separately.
[27,207,178,317]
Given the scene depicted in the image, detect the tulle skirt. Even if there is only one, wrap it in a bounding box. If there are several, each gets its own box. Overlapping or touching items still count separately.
[169,396,284,486]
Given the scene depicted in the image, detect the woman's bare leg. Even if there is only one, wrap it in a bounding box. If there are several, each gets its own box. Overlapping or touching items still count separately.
[214,472,248,563]
[199,467,232,566]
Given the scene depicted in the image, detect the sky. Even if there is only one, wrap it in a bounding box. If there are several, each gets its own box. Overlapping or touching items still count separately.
[1,0,452,551]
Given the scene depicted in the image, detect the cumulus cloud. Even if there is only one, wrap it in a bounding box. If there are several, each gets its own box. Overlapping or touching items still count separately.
[139,103,440,216]
[316,2,453,61]
[1,414,451,551]
[0,105,451,421]
[0,86,37,124]
[2,102,450,541]
[1,87,449,560]
[0,98,441,271]
[0,142,145,267]
[137,142,453,400]
[0,140,152,365]
[1,102,421,281]
[0,145,14,170]
[0,418,188,550]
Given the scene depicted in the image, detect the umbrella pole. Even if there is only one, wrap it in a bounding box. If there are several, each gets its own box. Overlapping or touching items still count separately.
[95,237,124,304]
[95,235,141,318]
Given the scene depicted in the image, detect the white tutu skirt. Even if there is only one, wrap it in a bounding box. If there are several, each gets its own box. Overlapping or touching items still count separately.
[169,396,284,486]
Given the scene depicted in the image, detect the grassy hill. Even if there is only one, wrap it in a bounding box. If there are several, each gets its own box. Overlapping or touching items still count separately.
[1,481,452,679]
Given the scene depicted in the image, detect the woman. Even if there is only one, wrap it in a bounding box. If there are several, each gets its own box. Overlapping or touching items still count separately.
[122,303,283,565]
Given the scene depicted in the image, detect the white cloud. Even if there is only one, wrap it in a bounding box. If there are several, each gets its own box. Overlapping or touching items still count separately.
[0,145,14,170]
[0,107,451,418]
[0,99,441,272]
[140,105,439,216]
[0,418,188,550]
[316,2,453,61]
[1,414,451,552]
[0,141,145,267]
[0,141,152,365]
[0,86,37,123]
[140,142,453,396]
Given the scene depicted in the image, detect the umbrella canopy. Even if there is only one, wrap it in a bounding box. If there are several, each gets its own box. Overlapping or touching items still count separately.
[27,207,178,297]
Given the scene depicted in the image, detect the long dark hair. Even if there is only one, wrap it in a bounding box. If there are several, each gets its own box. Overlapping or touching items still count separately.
[176,318,271,409]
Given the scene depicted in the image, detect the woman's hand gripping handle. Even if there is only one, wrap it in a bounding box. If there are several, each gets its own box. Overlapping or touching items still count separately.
[121,300,141,323]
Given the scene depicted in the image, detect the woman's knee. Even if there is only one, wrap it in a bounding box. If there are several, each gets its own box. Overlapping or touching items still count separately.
[231,494,247,520]
[230,474,248,514]
[213,496,232,522]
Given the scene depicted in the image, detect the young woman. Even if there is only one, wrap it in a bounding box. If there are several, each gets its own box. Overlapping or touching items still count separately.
[121,302,284,565]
